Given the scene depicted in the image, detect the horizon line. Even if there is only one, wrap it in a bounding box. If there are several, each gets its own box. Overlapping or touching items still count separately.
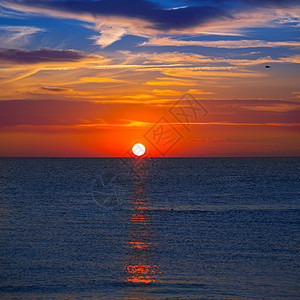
[1,156,299,159]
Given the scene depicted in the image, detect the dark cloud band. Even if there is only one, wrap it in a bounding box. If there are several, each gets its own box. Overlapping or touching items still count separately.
[3,0,229,30]
[2,0,299,34]
[0,48,87,63]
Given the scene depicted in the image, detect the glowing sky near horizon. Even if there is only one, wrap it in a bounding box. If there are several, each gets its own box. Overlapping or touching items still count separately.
[0,0,299,157]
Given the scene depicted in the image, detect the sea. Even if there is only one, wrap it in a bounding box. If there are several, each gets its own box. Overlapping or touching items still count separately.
[0,157,299,299]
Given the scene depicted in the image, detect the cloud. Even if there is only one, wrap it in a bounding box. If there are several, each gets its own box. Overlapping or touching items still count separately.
[0,48,88,64]
[0,99,151,128]
[162,69,266,78]
[179,122,300,127]
[151,89,182,96]
[145,51,300,67]
[141,38,300,48]
[146,81,192,86]
[2,0,299,47]
[210,0,300,7]
[188,89,214,95]
[0,99,299,134]
[139,51,300,68]
[41,86,71,93]
[0,25,44,47]
[1,0,229,31]
[38,86,89,96]
[0,0,230,48]
[241,103,300,112]
[122,94,156,100]
[141,51,211,63]
[190,137,247,143]
[292,92,300,98]
[83,63,186,70]
[225,54,300,65]
[89,25,127,48]
[145,77,195,86]
[81,77,126,83]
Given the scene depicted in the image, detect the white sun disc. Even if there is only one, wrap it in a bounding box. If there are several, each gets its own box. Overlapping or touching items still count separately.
[132,143,146,156]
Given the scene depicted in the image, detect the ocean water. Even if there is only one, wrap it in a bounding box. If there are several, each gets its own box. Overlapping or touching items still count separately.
[0,157,299,299]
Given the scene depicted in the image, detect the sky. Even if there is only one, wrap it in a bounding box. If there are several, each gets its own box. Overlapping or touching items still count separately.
[0,0,299,157]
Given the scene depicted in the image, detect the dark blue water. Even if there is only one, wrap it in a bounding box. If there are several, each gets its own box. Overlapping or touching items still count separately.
[1,158,299,299]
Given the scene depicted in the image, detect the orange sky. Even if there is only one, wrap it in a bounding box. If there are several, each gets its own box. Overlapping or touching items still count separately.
[0,0,299,157]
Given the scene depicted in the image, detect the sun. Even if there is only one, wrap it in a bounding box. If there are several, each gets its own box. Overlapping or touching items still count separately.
[132,143,146,156]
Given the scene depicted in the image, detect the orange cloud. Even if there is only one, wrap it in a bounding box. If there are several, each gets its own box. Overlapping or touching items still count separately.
[122,94,156,100]
[151,89,181,96]
[81,77,126,83]
[188,89,214,95]
[240,103,300,112]
[163,69,266,78]
[145,79,194,86]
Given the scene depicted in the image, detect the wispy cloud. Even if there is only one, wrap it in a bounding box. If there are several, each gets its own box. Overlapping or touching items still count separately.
[145,77,195,86]
[162,69,266,78]
[223,55,300,65]
[241,103,300,112]
[121,94,156,100]
[151,89,182,96]
[142,51,300,68]
[0,25,44,47]
[141,37,300,48]
[81,77,126,83]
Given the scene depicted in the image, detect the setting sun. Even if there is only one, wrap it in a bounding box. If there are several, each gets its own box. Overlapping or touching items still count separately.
[0,0,299,299]
[132,143,146,156]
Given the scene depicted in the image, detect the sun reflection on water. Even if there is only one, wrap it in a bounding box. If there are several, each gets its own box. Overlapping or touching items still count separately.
[124,160,160,285]
[125,264,160,284]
